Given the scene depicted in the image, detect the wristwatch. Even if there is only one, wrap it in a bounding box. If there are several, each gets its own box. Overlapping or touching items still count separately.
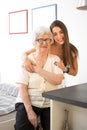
[65,65,70,73]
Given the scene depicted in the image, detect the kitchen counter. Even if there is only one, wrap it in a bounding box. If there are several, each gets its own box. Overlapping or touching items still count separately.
[42,83,87,130]
[42,83,87,108]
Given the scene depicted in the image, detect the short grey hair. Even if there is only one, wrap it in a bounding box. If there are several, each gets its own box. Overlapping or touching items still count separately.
[32,26,53,45]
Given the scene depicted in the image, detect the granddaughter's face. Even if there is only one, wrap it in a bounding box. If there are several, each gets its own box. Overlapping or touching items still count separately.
[52,27,65,45]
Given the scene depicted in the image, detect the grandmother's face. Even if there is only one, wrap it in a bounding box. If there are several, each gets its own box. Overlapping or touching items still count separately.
[35,33,52,52]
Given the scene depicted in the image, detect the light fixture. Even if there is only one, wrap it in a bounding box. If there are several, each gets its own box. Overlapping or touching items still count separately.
[76,0,87,10]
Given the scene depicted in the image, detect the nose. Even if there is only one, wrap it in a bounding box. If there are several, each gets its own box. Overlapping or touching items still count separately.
[43,40,47,44]
[57,33,61,38]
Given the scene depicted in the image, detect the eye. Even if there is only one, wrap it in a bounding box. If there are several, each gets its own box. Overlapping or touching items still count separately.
[60,30,64,34]
[53,33,57,36]
[36,38,51,44]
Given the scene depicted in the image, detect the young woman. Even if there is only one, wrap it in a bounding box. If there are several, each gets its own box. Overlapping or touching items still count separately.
[15,26,64,130]
[22,20,78,76]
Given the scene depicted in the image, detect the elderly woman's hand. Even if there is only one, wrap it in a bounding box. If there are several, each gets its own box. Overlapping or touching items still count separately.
[33,65,42,73]
[27,109,38,128]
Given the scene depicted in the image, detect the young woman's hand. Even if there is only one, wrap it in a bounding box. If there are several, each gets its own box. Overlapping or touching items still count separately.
[22,58,36,72]
[54,60,66,72]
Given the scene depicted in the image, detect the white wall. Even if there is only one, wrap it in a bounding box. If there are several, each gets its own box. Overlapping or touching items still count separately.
[0,0,87,86]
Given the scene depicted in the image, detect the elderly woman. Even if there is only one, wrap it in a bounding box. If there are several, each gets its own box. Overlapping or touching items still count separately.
[14,26,64,130]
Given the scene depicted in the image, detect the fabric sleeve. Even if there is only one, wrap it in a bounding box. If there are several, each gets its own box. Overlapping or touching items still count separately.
[16,68,29,85]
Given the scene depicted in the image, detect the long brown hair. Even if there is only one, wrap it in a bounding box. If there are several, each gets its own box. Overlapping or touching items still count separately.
[50,20,78,68]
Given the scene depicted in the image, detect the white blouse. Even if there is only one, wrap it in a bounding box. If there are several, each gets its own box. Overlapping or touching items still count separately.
[16,53,64,108]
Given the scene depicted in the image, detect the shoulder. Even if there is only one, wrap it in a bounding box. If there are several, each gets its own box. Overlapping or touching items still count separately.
[28,53,34,59]
[70,43,78,56]
[70,43,78,51]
